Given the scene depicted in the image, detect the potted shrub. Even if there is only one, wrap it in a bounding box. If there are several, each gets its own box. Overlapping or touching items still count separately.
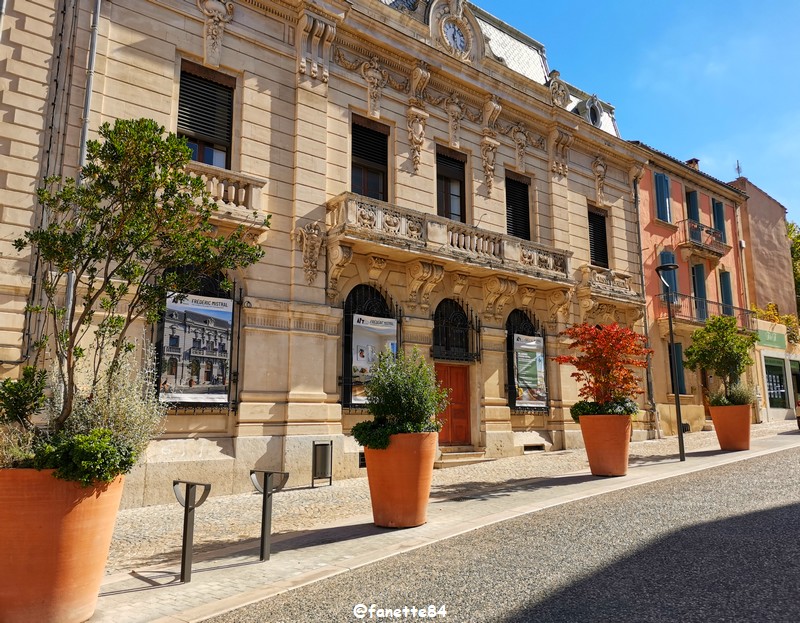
[0,118,265,623]
[684,315,759,451]
[553,322,651,476]
[351,348,449,528]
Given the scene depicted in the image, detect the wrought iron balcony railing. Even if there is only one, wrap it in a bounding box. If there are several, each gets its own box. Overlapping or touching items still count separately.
[677,219,731,258]
[656,293,754,330]
[326,193,572,282]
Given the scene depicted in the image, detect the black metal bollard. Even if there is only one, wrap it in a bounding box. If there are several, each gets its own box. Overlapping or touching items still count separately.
[249,470,289,561]
[172,480,211,583]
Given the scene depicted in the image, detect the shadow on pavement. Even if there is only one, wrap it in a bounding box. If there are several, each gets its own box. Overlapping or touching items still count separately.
[498,502,800,622]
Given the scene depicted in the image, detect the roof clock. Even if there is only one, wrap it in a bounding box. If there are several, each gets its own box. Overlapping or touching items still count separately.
[438,0,472,59]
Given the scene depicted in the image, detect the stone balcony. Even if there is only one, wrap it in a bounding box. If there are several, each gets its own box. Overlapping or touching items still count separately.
[186,162,270,238]
[325,192,573,286]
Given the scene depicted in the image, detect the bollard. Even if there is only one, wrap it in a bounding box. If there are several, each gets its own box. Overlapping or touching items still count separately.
[172,480,211,583]
[249,470,289,561]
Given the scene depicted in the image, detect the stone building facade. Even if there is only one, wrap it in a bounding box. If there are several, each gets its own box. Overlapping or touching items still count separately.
[1,0,651,506]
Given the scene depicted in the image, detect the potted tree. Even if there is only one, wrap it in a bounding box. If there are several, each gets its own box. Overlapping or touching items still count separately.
[683,315,759,451]
[553,322,651,476]
[0,118,266,623]
[351,348,449,528]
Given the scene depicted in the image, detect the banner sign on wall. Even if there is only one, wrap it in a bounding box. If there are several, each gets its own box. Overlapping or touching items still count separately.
[513,334,546,408]
[351,314,398,404]
[159,293,234,404]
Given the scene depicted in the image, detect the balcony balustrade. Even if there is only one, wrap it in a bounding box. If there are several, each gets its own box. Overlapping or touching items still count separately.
[656,293,754,330]
[326,193,572,282]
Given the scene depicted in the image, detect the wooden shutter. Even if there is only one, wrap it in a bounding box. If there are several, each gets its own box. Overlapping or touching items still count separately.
[505,175,531,240]
[659,251,679,296]
[712,200,726,242]
[686,191,699,221]
[352,119,388,168]
[178,71,233,147]
[720,271,734,315]
[588,210,609,268]
[668,342,687,395]
[655,173,671,222]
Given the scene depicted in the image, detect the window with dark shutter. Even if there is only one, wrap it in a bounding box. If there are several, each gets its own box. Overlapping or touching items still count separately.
[712,199,726,243]
[655,172,671,222]
[178,62,234,169]
[436,147,466,223]
[668,342,687,395]
[588,209,609,268]
[506,174,531,240]
[351,116,389,201]
[720,271,734,315]
[659,250,679,301]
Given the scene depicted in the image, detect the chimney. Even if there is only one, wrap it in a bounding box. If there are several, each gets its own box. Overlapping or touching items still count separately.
[686,158,700,170]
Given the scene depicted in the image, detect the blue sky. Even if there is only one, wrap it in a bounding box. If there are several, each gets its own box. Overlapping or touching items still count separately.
[480,0,800,224]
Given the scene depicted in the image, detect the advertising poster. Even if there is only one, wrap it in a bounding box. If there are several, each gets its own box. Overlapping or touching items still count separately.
[159,293,233,404]
[514,334,546,408]
[351,314,397,404]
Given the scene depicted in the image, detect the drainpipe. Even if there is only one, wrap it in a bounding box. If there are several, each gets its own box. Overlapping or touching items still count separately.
[64,0,102,333]
[632,169,661,438]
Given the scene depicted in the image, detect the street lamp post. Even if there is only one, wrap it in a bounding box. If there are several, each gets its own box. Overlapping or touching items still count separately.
[655,263,686,462]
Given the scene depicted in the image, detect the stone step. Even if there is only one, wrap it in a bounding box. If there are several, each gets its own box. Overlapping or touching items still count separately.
[434,448,493,469]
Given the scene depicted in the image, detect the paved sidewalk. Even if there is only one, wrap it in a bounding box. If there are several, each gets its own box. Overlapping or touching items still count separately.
[92,421,800,623]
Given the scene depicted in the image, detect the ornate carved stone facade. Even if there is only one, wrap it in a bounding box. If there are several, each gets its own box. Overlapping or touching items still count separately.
[1,0,649,505]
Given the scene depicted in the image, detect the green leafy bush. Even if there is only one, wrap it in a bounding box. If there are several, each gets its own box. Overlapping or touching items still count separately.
[569,398,639,423]
[351,348,449,450]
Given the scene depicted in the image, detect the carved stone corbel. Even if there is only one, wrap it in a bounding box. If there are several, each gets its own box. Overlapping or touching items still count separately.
[480,135,499,195]
[484,276,517,319]
[549,127,574,177]
[297,10,336,84]
[368,255,388,282]
[520,286,537,309]
[452,272,469,296]
[511,123,528,170]
[294,221,325,286]
[548,288,572,328]
[327,241,353,300]
[197,1,233,68]
[407,260,444,312]
[628,163,644,201]
[592,155,607,206]
[410,61,430,108]
[445,93,464,149]
[361,57,388,118]
[482,95,501,134]
[407,106,428,174]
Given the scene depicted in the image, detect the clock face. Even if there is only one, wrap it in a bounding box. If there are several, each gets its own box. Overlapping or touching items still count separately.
[444,21,466,52]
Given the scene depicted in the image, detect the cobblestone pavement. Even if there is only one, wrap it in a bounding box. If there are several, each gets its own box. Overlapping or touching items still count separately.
[107,419,798,574]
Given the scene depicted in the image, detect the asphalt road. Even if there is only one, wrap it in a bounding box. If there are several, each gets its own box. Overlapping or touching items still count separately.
[208,447,800,623]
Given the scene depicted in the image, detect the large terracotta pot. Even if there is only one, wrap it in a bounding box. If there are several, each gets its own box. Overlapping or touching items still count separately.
[363,432,437,528]
[579,414,632,477]
[0,469,124,623]
[709,404,751,451]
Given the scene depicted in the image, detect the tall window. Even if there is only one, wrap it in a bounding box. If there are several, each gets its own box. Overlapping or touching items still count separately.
[177,61,234,169]
[659,250,679,302]
[505,173,531,240]
[436,147,466,223]
[686,190,701,242]
[654,172,671,222]
[692,264,708,321]
[506,310,546,410]
[351,116,388,201]
[588,208,609,268]
[720,271,734,316]
[667,342,687,396]
[712,199,727,243]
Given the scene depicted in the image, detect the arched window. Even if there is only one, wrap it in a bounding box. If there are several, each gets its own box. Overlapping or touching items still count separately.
[433,299,480,361]
[506,309,547,410]
[342,285,399,406]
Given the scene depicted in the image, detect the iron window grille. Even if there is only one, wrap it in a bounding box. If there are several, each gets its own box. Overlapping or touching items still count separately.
[432,298,481,362]
[506,309,548,412]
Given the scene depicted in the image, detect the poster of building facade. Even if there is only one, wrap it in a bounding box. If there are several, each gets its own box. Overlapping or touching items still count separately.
[513,334,547,408]
[159,293,233,404]
[351,314,397,404]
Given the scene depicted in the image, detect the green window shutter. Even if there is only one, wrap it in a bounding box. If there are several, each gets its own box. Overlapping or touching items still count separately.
[712,200,727,243]
[659,251,679,299]
[655,173,671,222]
[720,271,734,315]
[668,342,687,395]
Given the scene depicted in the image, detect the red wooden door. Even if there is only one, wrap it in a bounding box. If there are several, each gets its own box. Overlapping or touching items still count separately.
[435,363,470,445]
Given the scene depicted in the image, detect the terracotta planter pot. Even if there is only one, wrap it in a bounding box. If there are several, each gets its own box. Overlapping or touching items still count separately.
[363,432,437,528]
[579,414,632,477]
[0,469,124,623]
[709,404,751,451]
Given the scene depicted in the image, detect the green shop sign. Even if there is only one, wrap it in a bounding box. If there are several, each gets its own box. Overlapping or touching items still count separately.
[758,329,787,350]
